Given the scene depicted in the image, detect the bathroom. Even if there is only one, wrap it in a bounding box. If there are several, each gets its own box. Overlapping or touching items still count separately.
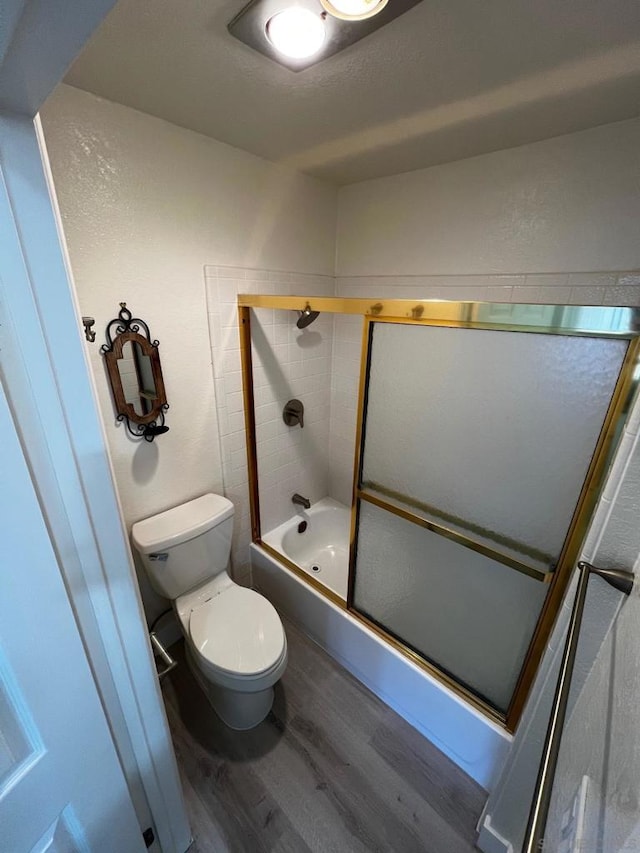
[11,0,640,849]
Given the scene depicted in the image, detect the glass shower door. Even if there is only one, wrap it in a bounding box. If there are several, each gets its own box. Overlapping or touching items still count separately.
[350,319,630,720]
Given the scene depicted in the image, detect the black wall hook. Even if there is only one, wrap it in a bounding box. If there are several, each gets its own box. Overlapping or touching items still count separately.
[82,316,96,342]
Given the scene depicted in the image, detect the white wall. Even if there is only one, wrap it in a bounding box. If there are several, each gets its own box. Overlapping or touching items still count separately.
[337,116,640,278]
[40,84,336,618]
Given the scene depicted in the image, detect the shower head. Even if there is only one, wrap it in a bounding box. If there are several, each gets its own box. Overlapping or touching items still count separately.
[296,304,320,329]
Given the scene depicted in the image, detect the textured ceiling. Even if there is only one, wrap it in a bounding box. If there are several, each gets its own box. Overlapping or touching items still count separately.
[0,0,27,65]
[64,0,640,185]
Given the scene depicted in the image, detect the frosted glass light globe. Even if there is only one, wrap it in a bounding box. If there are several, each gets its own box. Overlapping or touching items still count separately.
[319,0,388,21]
[266,8,326,59]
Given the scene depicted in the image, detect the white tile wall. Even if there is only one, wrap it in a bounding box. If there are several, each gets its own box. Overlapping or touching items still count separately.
[205,265,334,584]
[336,270,640,305]
[207,266,640,585]
[252,306,334,533]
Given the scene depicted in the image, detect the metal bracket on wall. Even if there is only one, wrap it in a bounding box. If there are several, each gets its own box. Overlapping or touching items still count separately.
[577,560,635,595]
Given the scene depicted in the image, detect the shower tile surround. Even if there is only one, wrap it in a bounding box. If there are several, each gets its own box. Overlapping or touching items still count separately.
[206,267,640,586]
[251,305,334,532]
[205,266,335,584]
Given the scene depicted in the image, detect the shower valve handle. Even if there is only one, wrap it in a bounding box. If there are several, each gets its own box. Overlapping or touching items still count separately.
[283,399,304,428]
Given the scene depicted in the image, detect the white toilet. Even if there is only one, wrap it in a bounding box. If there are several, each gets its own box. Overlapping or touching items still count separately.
[132,493,287,730]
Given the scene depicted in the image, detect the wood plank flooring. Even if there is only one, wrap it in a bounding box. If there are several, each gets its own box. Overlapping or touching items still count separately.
[162,617,486,853]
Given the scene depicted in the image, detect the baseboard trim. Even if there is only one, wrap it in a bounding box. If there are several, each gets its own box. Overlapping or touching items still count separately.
[477,815,514,853]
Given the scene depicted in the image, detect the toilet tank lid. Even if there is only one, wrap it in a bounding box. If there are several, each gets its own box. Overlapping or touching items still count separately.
[131,494,234,554]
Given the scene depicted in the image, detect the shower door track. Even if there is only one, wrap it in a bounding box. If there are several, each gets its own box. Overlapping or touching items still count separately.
[238,295,640,731]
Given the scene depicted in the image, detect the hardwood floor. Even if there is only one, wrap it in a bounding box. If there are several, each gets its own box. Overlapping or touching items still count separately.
[162,618,486,853]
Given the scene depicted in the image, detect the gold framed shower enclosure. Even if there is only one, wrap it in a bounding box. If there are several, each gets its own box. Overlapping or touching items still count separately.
[238,294,640,731]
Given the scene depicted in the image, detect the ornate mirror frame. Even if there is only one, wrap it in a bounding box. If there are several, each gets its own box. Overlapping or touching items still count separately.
[101,303,169,441]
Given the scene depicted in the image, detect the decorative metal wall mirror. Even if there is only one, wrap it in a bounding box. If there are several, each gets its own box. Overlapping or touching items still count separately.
[101,303,169,441]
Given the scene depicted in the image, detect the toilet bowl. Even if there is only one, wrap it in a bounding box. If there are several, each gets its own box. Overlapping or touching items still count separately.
[176,573,287,729]
[132,494,287,730]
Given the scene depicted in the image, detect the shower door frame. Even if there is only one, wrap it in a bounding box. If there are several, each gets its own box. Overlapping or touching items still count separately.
[238,295,640,731]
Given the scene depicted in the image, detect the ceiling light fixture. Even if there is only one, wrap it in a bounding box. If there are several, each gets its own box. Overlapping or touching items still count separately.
[229,0,422,72]
[266,8,326,59]
[319,0,388,21]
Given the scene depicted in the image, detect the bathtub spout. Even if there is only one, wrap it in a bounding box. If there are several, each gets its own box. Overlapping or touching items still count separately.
[292,493,311,510]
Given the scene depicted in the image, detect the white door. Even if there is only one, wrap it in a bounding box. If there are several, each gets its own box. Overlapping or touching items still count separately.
[0,377,146,853]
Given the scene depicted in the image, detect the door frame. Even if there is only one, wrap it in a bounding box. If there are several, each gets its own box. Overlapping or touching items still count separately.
[0,111,190,853]
[0,4,191,851]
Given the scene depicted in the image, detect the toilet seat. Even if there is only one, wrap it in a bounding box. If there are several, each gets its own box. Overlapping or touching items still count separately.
[189,585,285,679]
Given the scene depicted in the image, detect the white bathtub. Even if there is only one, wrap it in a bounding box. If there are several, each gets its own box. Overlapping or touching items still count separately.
[262,497,350,599]
[252,499,512,791]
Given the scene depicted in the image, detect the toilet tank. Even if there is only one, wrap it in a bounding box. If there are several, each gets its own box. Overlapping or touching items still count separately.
[131,494,234,599]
